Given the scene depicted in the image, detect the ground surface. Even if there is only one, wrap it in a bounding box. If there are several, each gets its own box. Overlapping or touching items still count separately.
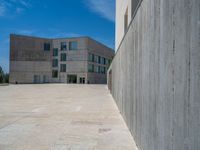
[0,84,137,150]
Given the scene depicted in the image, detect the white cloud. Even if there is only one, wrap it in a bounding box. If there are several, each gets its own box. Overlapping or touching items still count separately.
[0,0,31,17]
[85,0,115,22]
[17,29,36,35]
[18,0,31,8]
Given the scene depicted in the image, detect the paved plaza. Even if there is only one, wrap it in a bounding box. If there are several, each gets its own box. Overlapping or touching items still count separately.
[0,84,137,150]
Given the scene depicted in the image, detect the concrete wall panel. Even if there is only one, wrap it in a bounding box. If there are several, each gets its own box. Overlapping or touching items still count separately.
[109,0,200,149]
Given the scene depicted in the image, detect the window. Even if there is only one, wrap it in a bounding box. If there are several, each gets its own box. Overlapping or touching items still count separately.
[52,70,58,78]
[98,66,101,73]
[124,7,128,33]
[94,65,98,73]
[60,64,66,72]
[94,55,99,63]
[69,41,78,50]
[60,53,67,61]
[61,42,67,51]
[52,59,58,67]
[101,57,106,65]
[88,53,95,62]
[44,43,50,51]
[98,56,101,64]
[100,66,106,74]
[106,59,109,65]
[88,64,94,72]
[53,48,58,56]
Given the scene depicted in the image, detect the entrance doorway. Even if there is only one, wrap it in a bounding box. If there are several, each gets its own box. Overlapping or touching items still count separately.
[79,77,85,84]
[67,75,77,84]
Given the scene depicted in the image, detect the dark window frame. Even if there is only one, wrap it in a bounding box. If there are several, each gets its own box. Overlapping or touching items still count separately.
[60,64,66,72]
[61,42,67,51]
[60,53,67,61]
[52,70,58,78]
[53,48,58,56]
[44,43,50,51]
[52,59,58,67]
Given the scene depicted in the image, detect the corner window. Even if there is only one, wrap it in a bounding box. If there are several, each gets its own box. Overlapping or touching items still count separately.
[61,42,67,51]
[69,41,78,50]
[60,64,66,72]
[52,70,58,78]
[44,43,50,51]
[52,59,58,67]
[53,48,58,56]
[60,53,67,61]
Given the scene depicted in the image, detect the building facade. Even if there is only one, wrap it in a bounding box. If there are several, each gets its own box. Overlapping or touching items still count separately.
[10,34,114,84]
[108,0,200,150]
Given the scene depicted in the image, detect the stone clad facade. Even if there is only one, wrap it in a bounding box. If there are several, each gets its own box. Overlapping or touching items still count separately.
[10,34,114,84]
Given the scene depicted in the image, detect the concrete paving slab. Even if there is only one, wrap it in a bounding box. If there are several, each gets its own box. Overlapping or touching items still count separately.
[0,84,138,150]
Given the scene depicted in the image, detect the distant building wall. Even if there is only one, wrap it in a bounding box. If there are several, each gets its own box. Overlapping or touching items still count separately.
[10,35,52,84]
[10,35,115,84]
[109,0,200,150]
[87,38,114,84]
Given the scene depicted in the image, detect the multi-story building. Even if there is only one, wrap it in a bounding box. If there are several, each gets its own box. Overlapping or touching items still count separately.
[10,34,114,84]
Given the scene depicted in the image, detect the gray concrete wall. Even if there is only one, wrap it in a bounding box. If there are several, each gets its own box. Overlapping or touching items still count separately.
[109,0,200,149]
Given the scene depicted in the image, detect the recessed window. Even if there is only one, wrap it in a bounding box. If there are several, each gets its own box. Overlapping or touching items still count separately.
[61,42,67,51]
[98,66,101,73]
[60,53,67,61]
[60,64,66,72]
[88,53,95,62]
[98,56,101,64]
[53,48,58,56]
[100,66,106,74]
[52,59,58,67]
[106,59,109,65]
[94,65,98,73]
[101,57,106,65]
[69,41,78,50]
[52,70,58,78]
[124,7,128,33]
[44,43,50,51]
[88,64,94,72]
[94,55,99,63]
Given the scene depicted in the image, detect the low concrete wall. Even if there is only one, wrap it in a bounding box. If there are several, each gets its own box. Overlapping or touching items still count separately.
[109,0,200,150]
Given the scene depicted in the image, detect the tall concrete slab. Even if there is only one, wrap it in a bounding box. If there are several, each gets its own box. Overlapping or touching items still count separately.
[109,0,200,149]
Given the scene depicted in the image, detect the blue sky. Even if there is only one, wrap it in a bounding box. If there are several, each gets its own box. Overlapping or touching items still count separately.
[0,0,115,73]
